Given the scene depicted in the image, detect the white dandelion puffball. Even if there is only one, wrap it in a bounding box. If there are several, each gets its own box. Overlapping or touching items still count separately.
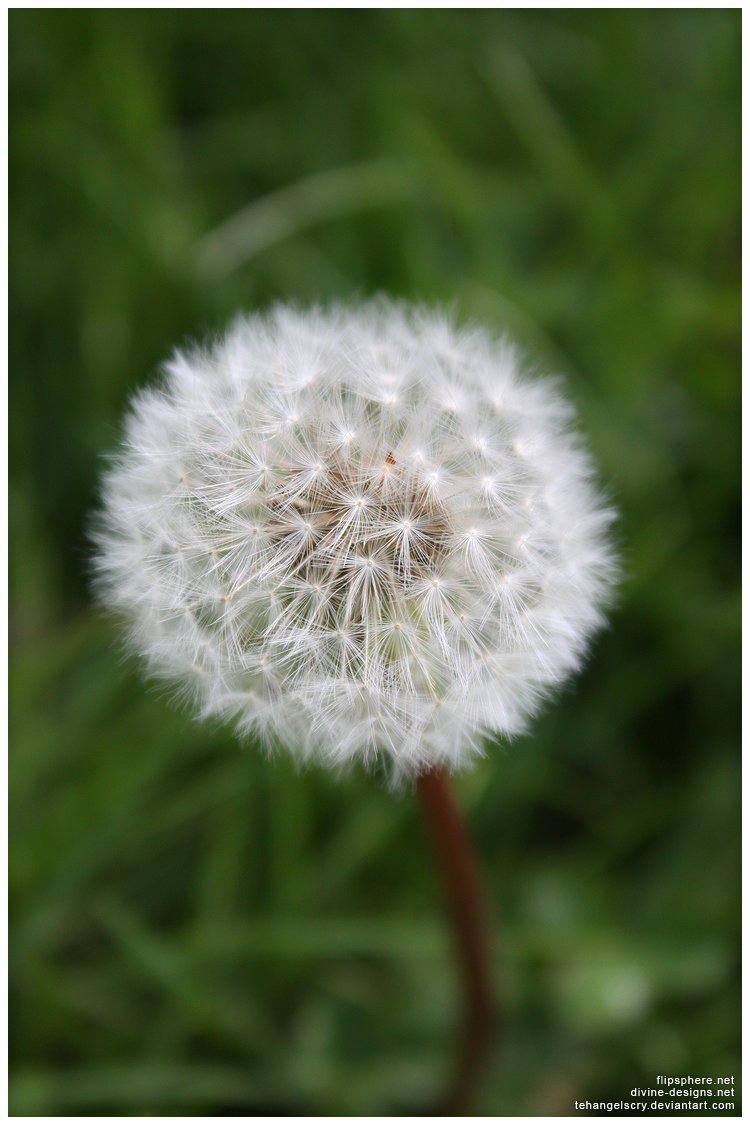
[93,302,616,776]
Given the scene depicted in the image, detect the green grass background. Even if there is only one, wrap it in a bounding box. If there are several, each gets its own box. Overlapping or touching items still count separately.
[10,10,740,1116]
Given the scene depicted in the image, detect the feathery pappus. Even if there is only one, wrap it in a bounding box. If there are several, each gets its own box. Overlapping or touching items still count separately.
[91,301,617,777]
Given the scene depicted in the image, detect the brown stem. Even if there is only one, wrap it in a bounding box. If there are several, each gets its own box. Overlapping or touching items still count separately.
[415,766,494,1116]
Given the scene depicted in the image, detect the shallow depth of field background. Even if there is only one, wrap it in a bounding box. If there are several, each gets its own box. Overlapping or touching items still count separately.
[10,10,740,1117]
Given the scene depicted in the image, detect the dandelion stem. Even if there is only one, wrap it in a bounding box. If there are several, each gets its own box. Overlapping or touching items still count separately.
[415,766,494,1115]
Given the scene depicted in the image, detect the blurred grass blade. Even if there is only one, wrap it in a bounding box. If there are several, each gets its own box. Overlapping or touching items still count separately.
[298,792,413,906]
[10,1063,275,1115]
[194,158,417,279]
[92,896,266,1048]
[482,44,615,235]
[192,915,448,961]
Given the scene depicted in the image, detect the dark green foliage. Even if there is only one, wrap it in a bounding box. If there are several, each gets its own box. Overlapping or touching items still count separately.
[10,10,739,1115]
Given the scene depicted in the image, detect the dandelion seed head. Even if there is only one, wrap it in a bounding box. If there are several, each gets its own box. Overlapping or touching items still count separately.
[91,301,617,777]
